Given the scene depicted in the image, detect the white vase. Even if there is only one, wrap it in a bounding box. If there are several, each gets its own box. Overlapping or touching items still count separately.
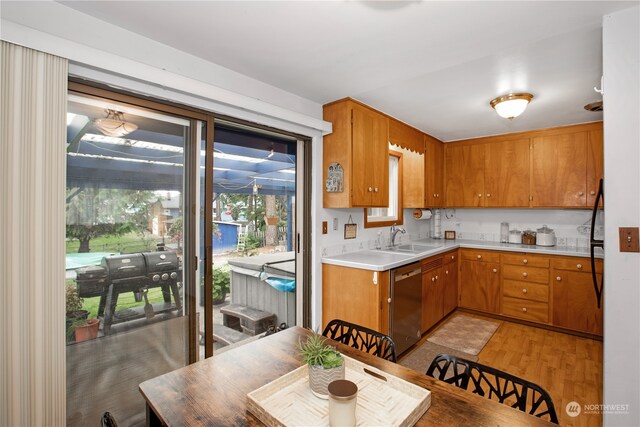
[308,363,345,399]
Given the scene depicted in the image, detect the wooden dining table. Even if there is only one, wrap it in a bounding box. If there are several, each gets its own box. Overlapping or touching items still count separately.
[139,326,554,426]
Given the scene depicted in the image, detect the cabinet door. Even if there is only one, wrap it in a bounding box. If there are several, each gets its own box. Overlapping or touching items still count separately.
[531,132,587,207]
[322,264,387,333]
[351,106,376,206]
[552,270,603,335]
[401,146,425,208]
[369,108,389,207]
[484,139,530,207]
[425,136,444,207]
[587,128,604,208]
[442,260,458,315]
[444,143,485,207]
[422,267,443,332]
[460,260,500,313]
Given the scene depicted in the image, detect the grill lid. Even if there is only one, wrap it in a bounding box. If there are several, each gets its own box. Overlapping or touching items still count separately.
[102,253,146,279]
[143,251,179,273]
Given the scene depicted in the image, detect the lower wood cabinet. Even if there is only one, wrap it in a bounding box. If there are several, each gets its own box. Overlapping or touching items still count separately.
[459,250,500,313]
[552,257,603,336]
[421,259,443,333]
[442,253,458,316]
[500,253,550,324]
[322,264,389,335]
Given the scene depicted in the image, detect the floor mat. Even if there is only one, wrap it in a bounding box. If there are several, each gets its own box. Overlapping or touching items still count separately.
[426,314,500,355]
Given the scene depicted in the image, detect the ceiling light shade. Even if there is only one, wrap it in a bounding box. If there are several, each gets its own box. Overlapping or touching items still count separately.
[94,110,138,137]
[490,93,534,119]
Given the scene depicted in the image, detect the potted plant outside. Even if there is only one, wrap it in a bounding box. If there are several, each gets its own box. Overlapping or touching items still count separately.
[68,318,100,342]
[65,284,89,342]
[298,332,345,399]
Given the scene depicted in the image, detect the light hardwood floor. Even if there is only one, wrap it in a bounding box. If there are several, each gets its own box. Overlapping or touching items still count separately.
[419,312,603,427]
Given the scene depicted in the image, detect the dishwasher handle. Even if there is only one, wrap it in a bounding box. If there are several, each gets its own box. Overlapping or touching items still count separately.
[395,268,421,282]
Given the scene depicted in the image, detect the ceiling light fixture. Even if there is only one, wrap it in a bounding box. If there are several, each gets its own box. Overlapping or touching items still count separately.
[490,93,534,119]
[94,109,138,137]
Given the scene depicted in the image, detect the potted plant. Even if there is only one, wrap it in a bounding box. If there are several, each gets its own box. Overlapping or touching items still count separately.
[298,332,345,399]
[69,317,100,343]
[212,266,230,305]
[65,284,88,342]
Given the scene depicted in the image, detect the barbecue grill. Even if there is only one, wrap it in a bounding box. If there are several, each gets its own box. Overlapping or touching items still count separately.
[84,251,183,335]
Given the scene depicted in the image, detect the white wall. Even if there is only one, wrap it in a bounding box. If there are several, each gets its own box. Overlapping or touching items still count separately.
[602,6,640,426]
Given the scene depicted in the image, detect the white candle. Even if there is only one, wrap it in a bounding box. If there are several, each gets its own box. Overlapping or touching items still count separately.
[328,379,358,427]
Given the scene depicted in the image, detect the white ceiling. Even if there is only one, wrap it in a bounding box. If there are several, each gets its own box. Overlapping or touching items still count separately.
[59,1,637,141]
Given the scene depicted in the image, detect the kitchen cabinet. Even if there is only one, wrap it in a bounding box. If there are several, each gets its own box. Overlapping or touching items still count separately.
[459,249,500,313]
[322,264,390,335]
[500,253,550,324]
[398,145,426,208]
[323,99,388,208]
[587,128,604,208]
[444,143,485,207]
[421,257,444,332]
[389,118,423,152]
[442,250,459,316]
[444,138,529,207]
[552,256,603,336]
[483,138,530,207]
[425,135,444,207]
[530,123,603,208]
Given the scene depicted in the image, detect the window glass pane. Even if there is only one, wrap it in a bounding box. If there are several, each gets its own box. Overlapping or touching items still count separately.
[66,93,191,425]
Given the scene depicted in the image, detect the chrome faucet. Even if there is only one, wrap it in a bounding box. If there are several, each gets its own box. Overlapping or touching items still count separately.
[390,224,406,247]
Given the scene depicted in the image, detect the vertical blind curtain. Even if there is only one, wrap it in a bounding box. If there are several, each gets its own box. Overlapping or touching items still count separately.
[0,41,68,427]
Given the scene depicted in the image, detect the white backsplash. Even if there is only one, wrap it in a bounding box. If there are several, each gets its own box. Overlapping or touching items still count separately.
[319,208,603,256]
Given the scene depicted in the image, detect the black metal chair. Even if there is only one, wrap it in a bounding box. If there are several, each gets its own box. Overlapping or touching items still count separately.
[426,354,559,424]
[101,411,118,427]
[322,319,397,362]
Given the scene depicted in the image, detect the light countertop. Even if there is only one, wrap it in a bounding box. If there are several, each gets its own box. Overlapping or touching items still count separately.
[322,238,604,271]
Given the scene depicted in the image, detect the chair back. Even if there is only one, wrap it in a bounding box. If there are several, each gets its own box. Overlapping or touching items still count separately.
[101,411,118,427]
[426,354,559,424]
[322,319,397,362]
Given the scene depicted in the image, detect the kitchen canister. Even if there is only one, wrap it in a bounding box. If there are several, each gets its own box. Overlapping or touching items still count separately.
[500,222,509,243]
[536,225,557,246]
[522,230,537,245]
[328,379,358,427]
[509,229,522,244]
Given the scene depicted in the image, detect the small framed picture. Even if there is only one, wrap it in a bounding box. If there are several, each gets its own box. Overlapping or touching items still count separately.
[344,223,357,239]
[444,230,456,240]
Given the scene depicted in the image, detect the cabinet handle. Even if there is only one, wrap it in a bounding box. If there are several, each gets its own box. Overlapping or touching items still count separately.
[451,255,455,260]
[556,276,562,281]
[577,263,583,269]
[435,275,439,280]
[522,288,528,294]
[590,190,596,196]
[388,298,392,303]
[433,193,437,198]
[436,194,440,198]
[522,272,528,277]
[522,307,528,313]
[368,187,372,192]
[486,193,491,198]
[492,268,497,273]
[523,259,528,264]
[477,255,482,259]
[478,193,483,198]
[445,270,449,275]
[374,187,379,192]
[431,277,436,282]
[578,191,584,196]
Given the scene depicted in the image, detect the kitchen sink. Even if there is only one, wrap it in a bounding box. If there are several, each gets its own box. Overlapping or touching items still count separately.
[378,244,438,254]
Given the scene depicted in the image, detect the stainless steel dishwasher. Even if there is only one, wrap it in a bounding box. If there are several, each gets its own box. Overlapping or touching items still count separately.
[390,262,422,355]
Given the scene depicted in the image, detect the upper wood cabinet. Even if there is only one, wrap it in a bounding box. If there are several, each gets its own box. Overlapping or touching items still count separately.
[425,135,444,207]
[398,146,425,208]
[445,122,602,208]
[389,118,423,151]
[323,99,389,208]
[444,143,485,207]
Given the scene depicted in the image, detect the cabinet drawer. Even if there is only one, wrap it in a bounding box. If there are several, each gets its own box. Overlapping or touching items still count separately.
[551,257,602,273]
[503,280,549,302]
[461,249,501,263]
[502,297,549,323]
[501,253,549,268]
[502,265,549,284]
[442,250,458,265]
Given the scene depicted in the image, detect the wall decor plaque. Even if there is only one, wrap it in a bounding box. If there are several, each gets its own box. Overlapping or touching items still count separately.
[325,163,343,193]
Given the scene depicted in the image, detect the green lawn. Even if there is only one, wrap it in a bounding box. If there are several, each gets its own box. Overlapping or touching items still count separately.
[81,288,168,318]
[66,232,163,254]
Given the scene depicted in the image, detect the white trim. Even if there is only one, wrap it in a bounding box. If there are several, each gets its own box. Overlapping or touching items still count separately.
[0,19,332,136]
